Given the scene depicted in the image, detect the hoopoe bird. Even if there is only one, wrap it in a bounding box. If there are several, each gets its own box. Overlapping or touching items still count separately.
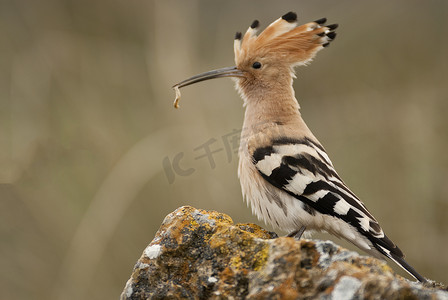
[173,12,427,283]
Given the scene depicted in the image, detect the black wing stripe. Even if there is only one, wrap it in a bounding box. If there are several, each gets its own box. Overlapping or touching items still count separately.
[286,153,360,202]
[253,145,275,162]
[272,137,333,167]
[374,235,403,257]
[302,180,376,221]
[270,164,296,187]
[284,154,338,180]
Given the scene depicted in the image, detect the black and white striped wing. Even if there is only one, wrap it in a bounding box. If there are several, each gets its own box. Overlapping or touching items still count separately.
[253,137,428,282]
[252,137,403,258]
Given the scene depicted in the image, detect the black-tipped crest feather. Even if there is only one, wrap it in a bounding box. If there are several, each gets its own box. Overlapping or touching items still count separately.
[314,17,327,24]
[282,11,297,22]
[250,20,259,29]
[326,32,336,40]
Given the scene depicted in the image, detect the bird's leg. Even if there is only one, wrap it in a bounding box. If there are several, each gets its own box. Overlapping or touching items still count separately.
[286,226,306,240]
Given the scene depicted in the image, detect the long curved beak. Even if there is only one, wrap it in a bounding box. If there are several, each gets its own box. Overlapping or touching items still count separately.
[172,66,244,89]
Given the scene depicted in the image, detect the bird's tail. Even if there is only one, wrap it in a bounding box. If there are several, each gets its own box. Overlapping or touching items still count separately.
[372,237,427,283]
[389,252,427,283]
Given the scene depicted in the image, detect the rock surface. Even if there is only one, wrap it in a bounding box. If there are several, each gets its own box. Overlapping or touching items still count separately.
[121,206,447,299]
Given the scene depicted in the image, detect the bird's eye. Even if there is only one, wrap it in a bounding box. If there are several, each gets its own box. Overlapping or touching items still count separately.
[252,62,262,69]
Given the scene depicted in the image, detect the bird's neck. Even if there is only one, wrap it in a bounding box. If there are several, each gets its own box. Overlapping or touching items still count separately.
[240,83,307,137]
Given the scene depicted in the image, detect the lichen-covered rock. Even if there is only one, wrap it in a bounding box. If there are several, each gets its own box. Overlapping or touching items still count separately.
[121,206,447,300]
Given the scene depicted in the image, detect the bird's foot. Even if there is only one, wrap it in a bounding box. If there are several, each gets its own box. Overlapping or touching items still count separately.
[286,226,306,240]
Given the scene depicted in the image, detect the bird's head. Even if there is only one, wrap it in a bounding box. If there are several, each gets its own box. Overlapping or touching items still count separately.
[173,12,337,107]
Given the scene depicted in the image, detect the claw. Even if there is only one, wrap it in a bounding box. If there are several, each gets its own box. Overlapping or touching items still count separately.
[287,226,307,240]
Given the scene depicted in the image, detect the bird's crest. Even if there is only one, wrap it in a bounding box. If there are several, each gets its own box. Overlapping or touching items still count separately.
[234,12,337,68]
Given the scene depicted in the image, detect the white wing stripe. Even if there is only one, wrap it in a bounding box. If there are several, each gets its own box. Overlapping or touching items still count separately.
[333,199,351,215]
[285,172,314,195]
[255,153,283,176]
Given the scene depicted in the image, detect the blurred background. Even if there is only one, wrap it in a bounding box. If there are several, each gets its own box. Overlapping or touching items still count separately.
[1,0,447,299]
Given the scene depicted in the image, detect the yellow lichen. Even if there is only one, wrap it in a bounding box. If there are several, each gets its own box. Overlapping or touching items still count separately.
[230,255,242,269]
[251,244,269,271]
